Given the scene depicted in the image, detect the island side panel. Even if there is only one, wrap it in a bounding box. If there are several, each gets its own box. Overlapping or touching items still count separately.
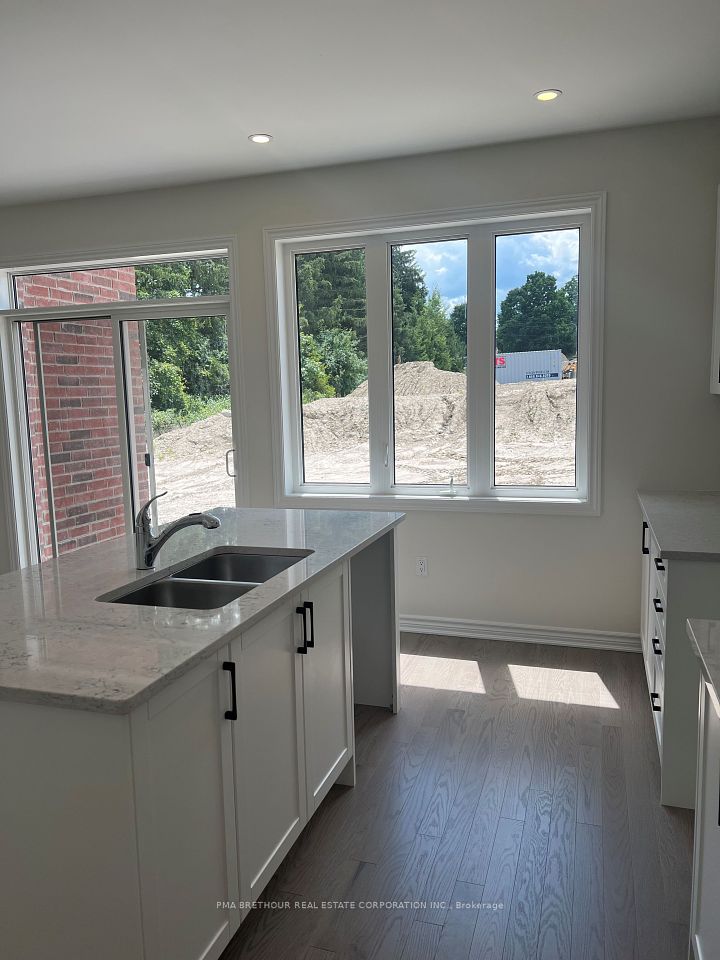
[0,699,143,960]
[350,528,400,712]
[662,559,720,808]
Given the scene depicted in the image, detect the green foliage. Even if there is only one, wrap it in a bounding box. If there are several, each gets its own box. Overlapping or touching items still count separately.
[496,271,578,356]
[152,396,231,435]
[316,328,368,396]
[149,359,188,410]
[390,249,466,371]
[134,258,229,300]
[134,260,231,415]
[299,331,335,402]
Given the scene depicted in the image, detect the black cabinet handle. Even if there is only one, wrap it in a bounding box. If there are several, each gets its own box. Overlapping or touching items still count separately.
[652,638,662,656]
[222,661,237,721]
[642,521,650,555]
[651,692,661,712]
[654,557,665,572]
[653,598,664,615]
[304,600,315,648]
[296,605,308,654]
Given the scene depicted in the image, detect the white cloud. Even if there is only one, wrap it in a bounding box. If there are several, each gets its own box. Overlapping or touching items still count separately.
[518,230,579,282]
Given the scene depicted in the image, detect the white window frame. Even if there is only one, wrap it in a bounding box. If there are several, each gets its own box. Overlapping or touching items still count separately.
[0,239,246,568]
[265,194,605,515]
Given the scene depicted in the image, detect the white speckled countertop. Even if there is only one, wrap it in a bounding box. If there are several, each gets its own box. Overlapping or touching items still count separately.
[687,619,720,698]
[0,507,403,714]
[638,492,720,560]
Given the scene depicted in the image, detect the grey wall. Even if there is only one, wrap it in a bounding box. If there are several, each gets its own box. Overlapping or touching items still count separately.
[1,117,719,635]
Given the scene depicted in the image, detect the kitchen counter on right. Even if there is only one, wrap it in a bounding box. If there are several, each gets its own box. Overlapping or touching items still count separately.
[638,491,720,560]
[687,618,720,702]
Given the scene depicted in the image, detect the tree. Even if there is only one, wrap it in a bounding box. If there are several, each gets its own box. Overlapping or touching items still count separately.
[495,271,578,356]
[391,247,428,365]
[450,302,467,368]
[299,331,334,402]
[317,328,368,396]
[133,259,231,411]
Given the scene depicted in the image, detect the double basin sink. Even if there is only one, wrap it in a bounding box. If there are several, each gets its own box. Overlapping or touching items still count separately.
[99,548,312,611]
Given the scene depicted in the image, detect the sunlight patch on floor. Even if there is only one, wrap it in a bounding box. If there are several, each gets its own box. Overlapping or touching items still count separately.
[400,653,485,693]
[507,664,619,708]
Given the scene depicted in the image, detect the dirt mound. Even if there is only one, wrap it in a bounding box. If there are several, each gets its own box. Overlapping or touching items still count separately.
[304,365,574,453]
[153,410,233,462]
[349,360,465,398]
[153,363,577,510]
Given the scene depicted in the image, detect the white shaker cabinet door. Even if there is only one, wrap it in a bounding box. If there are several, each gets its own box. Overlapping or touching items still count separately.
[131,649,240,960]
[301,563,354,814]
[233,600,307,905]
[691,679,720,959]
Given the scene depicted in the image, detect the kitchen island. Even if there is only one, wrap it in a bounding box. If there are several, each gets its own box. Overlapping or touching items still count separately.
[0,507,404,960]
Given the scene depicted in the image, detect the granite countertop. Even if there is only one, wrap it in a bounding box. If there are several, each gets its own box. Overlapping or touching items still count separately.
[0,507,403,715]
[637,492,720,560]
[687,619,720,700]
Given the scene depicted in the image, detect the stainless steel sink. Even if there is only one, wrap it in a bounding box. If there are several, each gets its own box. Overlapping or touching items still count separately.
[110,577,256,610]
[98,547,312,610]
[173,550,309,584]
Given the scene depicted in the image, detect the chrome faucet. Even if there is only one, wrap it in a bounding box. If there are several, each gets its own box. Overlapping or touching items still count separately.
[135,492,221,570]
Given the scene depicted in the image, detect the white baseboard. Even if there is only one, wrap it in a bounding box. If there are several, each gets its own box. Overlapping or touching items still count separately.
[399,614,641,653]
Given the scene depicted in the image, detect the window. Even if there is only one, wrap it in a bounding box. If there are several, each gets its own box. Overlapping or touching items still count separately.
[271,199,602,511]
[391,239,468,485]
[6,250,240,562]
[494,228,579,488]
[12,256,229,308]
[295,248,369,484]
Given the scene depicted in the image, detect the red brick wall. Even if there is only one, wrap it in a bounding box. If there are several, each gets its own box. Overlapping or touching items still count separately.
[16,269,150,559]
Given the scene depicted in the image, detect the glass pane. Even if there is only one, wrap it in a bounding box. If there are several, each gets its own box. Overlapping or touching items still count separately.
[20,318,128,558]
[295,249,369,484]
[494,228,579,487]
[13,257,228,308]
[391,239,468,485]
[126,316,235,526]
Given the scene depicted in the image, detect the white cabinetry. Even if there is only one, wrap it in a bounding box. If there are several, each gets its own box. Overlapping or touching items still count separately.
[131,650,240,960]
[300,562,354,813]
[690,678,720,959]
[639,518,719,807]
[232,600,307,905]
[232,562,354,906]
[0,652,240,960]
[0,557,363,960]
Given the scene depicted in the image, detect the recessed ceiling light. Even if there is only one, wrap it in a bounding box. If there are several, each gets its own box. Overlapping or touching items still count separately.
[534,89,562,102]
[248,133,273,144]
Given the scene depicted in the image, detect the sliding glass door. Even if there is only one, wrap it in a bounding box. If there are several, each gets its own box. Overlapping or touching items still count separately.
[17,307,237,561]
[123,314,236,528]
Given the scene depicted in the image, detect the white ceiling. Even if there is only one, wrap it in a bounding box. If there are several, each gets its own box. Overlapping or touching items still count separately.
[2,0,719,205]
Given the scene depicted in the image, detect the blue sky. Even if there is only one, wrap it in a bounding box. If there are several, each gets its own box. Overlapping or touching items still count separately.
[407,228,579,317]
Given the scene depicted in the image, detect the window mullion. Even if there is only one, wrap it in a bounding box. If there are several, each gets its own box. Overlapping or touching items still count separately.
[364,237,392,494]
[467,226,494,496]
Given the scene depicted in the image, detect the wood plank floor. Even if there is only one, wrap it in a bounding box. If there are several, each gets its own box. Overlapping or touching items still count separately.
[220,633,694,960]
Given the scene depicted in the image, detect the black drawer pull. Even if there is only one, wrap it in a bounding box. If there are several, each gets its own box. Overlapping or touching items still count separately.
[652,638,662,656]
[642,521,650,555]
[296,605,308,654]
[304,600,315,648]
[651,692,661,712]
[653,598,664,615]
[654,557,665,572]
[222,661,237,721]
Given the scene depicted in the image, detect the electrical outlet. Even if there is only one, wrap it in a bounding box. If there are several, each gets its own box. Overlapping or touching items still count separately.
[415,556,428,578]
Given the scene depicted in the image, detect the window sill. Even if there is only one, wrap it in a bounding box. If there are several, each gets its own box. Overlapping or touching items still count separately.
[275,491,599,516]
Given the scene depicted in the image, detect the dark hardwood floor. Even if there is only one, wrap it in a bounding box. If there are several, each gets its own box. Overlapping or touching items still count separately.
[220,633,694,960]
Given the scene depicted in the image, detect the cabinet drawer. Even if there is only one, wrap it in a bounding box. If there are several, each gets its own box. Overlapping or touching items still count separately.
[650,536,669,593]
[651,614,664,675]
[650,669,663,748]
[649,582,666,639]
